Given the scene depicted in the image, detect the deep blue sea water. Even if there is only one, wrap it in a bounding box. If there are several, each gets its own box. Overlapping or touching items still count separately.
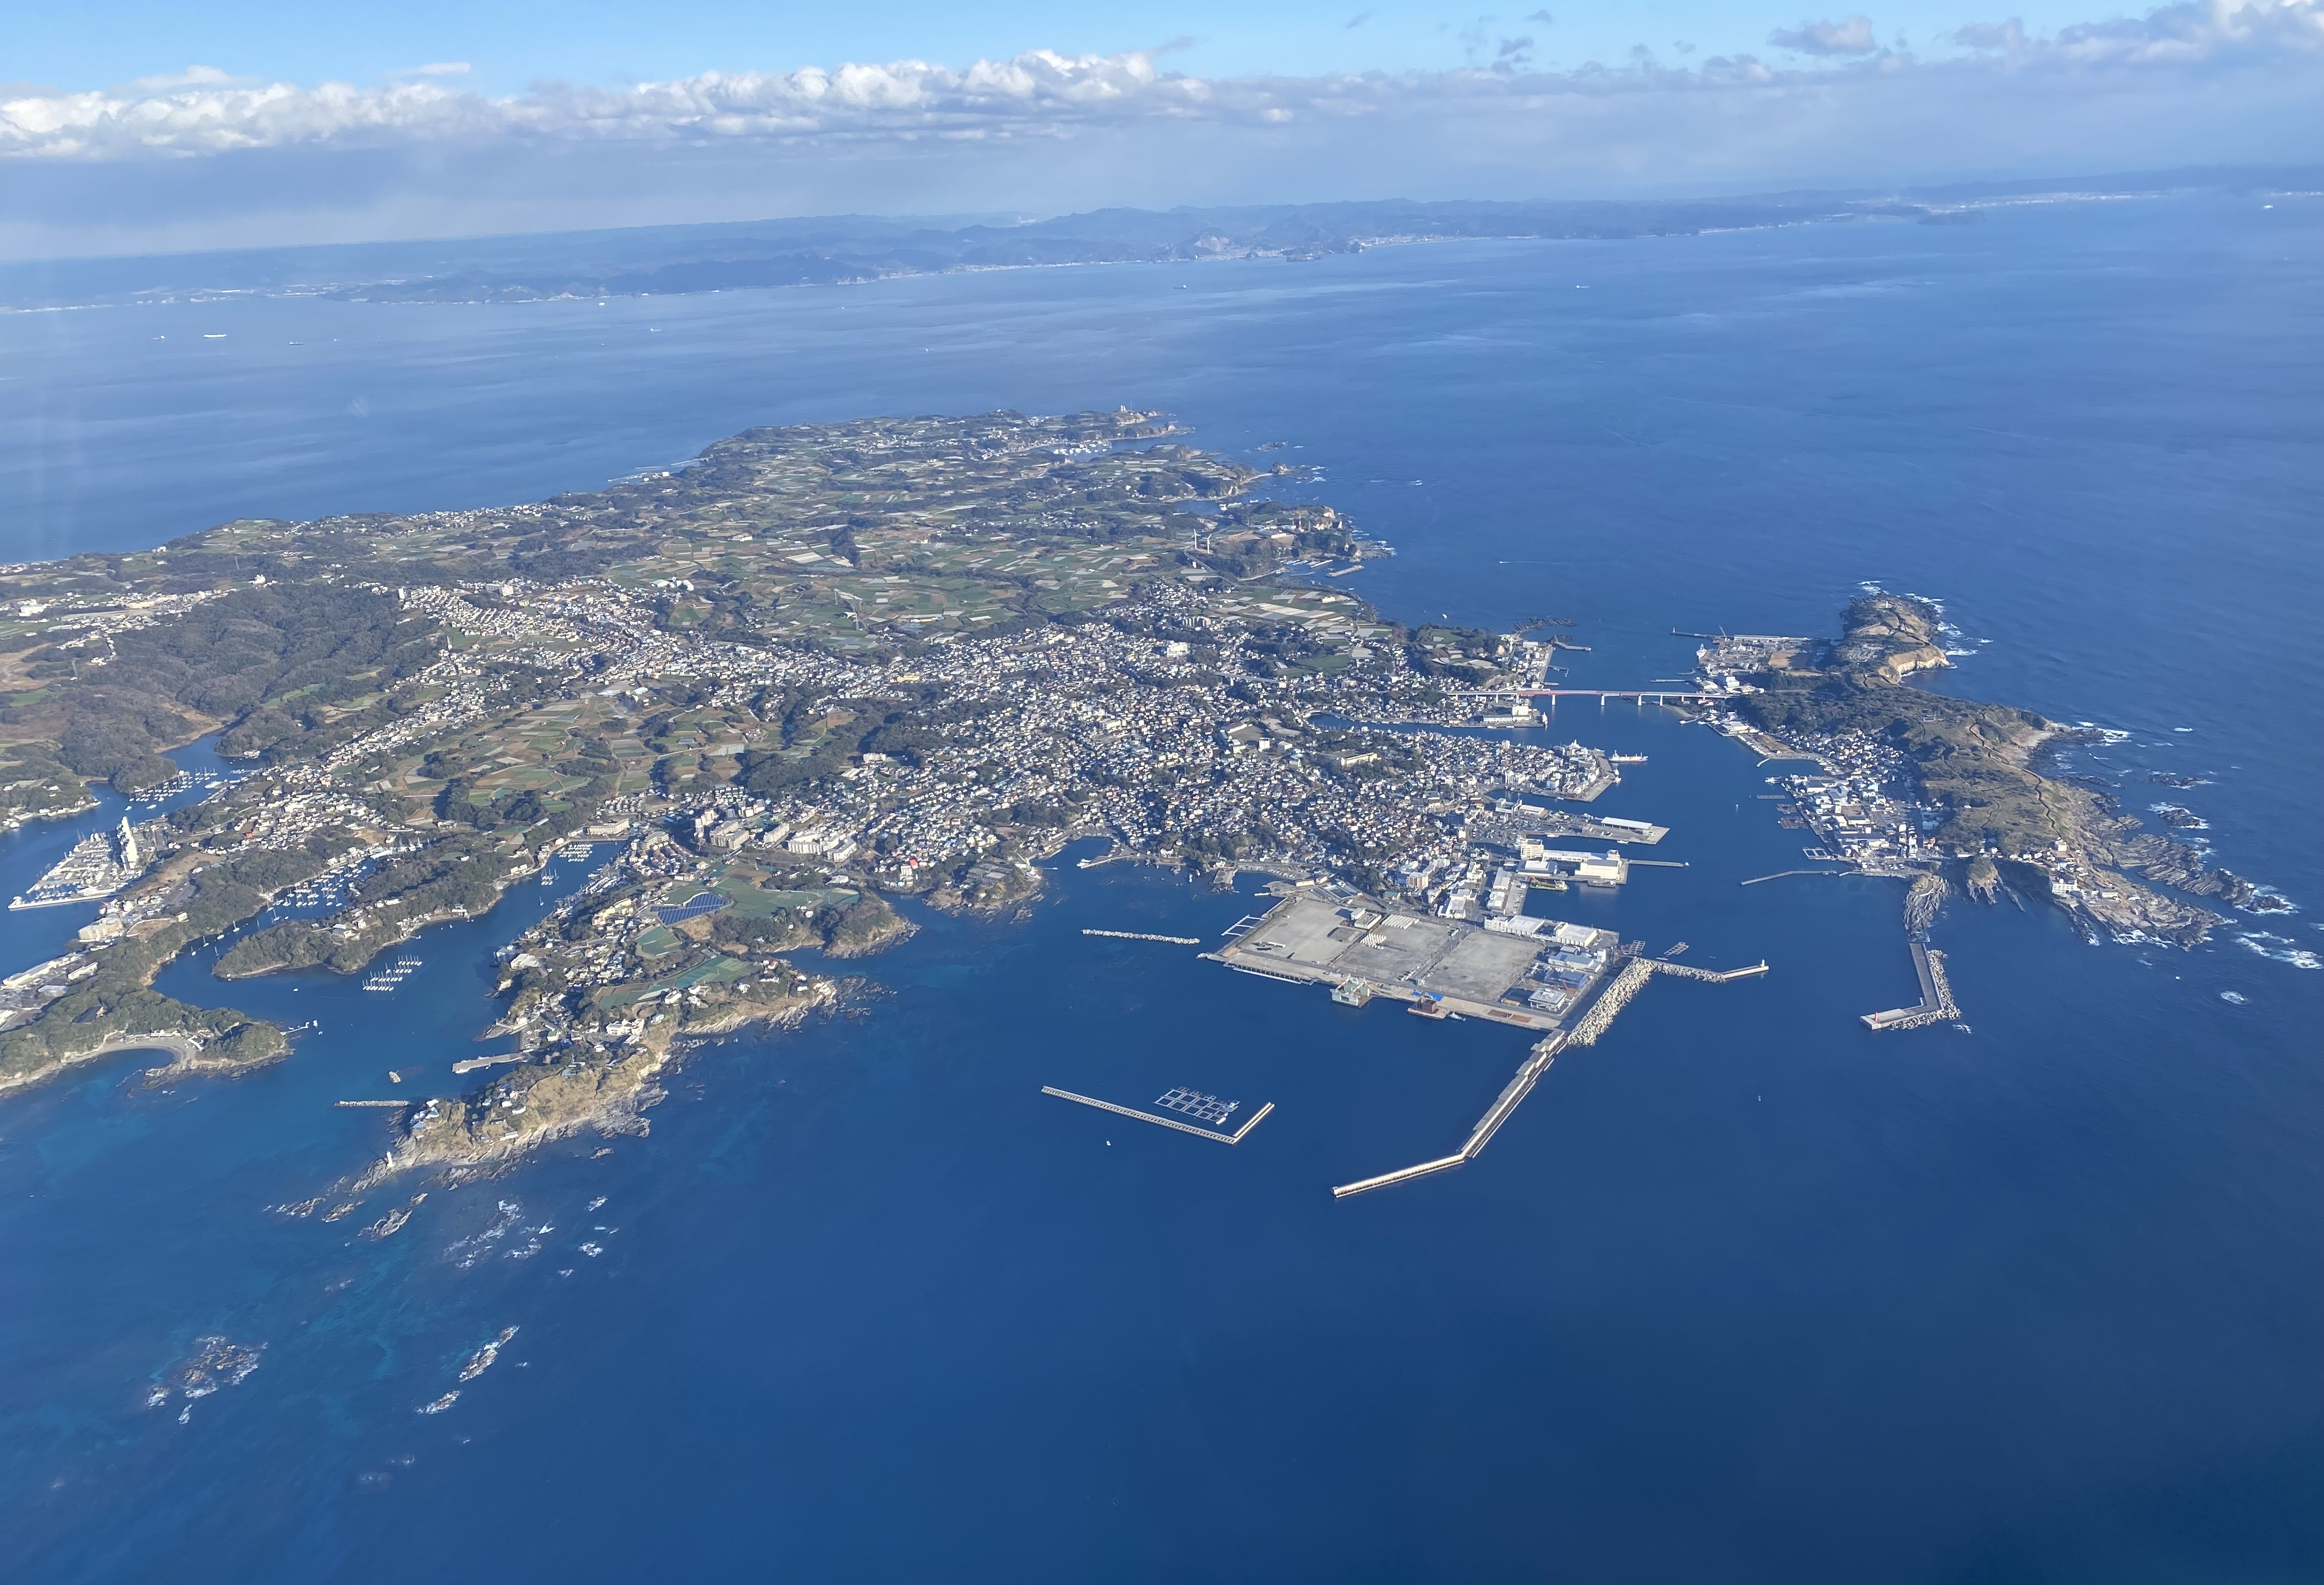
[0,193,2318,1582]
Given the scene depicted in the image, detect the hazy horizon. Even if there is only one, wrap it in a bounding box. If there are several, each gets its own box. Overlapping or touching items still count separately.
[3,0,2319,258]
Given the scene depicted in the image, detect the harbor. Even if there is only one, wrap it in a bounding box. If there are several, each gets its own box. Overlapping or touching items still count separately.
[1210,888,1775,1199]
[10,818,149,909]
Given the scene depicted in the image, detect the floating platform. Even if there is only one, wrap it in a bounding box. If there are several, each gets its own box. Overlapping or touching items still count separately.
[1042,1087,1274,1144]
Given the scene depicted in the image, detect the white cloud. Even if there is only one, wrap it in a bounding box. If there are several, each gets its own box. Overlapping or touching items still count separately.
[1768,16,1882,55]
[1953,0,2324,62]
[123,65,246,94]
[0,2,2314,164]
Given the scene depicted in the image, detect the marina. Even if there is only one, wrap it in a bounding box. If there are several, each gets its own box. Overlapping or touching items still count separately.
[362,957,424,993]
[10,819,148,909]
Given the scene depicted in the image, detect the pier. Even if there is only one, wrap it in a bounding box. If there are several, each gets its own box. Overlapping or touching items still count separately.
[1648,959,1768,983]
[1081,928,1203,946]
[1042,1087,1274,1144]
[1862,942,1961,1030]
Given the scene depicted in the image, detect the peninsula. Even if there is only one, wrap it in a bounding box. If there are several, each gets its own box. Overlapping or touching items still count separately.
[0,411,1619,1166]
[0,415,2275,1173]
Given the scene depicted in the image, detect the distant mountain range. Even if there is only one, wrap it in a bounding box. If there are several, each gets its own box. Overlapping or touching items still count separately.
[4,167,2310,309]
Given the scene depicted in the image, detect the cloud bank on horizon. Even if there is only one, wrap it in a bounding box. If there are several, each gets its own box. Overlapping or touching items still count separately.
[1,0,2318,255]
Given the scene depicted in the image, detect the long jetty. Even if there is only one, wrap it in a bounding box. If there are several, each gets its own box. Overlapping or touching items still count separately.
[1331,956,1766,1198]
[1081,928,1203,946]
[1331,1033,1568,1198]
[1041,1087,1275,1144]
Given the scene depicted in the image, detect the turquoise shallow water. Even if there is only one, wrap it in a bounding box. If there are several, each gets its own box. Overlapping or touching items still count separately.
[0,193,2319,1582]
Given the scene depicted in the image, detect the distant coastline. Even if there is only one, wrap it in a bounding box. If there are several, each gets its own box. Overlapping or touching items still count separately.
[4,167,2312,314]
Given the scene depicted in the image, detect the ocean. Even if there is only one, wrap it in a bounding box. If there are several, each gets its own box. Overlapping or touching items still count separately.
[0,191,2318,1582]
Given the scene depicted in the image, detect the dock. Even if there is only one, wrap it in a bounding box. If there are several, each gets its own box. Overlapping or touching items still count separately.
[1042,1087,1274,1144]
[1081,928,1202,946]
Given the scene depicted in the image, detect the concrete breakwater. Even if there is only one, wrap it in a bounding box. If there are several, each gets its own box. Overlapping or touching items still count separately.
[1565,958,1654,1047]
[1862,942,1961,1030]
[1332,957,1769,1198]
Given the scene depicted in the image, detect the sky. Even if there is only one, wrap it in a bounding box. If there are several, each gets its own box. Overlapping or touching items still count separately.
[1,0,2319,257]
